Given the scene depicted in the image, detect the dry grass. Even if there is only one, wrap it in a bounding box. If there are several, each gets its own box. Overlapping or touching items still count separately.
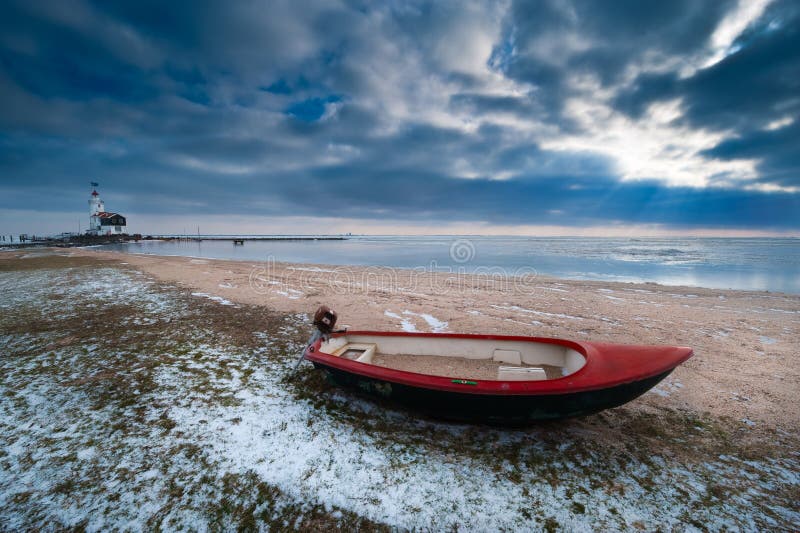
[0,254,388,530]
[0,251,104,271]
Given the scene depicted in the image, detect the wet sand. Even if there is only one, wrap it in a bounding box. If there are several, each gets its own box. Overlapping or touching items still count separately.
[51,247,800,432]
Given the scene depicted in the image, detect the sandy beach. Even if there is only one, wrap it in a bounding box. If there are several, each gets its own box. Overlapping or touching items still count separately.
[2,247,798,530]
[71,247,800,431]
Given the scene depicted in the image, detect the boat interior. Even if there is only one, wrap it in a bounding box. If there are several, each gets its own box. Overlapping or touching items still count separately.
[319,334,586,381]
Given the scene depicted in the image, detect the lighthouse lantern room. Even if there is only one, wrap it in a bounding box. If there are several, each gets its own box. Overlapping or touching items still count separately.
[87,186,127,235]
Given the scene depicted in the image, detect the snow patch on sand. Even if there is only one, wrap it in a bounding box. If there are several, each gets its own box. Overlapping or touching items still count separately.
[402,310,449,332]
[384,310,417,332]
[191,292,236,306]
[276,288,303,300]
[287,266,337,273]
[536,286,568,293]
[384,310,449,333]
[650,379,684,398]
[491,304,583,321]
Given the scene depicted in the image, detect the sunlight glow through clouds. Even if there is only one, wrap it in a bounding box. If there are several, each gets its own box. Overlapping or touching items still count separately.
[435,1,774,190]
[499,0,777,191]
[541,96,758,188]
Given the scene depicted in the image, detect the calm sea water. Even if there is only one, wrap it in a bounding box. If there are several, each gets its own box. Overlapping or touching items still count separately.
[99,236,800,293]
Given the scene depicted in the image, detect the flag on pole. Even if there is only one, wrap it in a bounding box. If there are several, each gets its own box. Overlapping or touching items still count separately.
[90,181,99,187]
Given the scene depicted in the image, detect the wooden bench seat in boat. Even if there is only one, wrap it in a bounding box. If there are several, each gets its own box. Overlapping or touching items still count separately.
[497,366,547,381]
[493,349,522,365]
[331,342,377,364]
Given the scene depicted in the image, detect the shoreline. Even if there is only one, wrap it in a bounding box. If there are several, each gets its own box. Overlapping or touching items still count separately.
[62,246,800,431]
[72,246,800,297]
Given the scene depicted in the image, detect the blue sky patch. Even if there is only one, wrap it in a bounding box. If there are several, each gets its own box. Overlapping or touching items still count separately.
[285,95,341,122]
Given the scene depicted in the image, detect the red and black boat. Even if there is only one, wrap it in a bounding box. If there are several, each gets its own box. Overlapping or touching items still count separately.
[300,307,693,424]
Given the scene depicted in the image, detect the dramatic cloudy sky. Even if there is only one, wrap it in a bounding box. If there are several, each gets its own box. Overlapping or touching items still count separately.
[1,0,798,235]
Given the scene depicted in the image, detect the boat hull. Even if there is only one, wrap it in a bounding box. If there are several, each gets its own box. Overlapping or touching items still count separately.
[304,330,692,424]
[312,361,674,424]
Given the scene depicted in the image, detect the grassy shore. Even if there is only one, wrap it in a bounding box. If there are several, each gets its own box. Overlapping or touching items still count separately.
[0,250,797,530]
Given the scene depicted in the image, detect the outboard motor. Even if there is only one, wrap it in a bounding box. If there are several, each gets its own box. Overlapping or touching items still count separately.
[313,305,338,336]
[291,305,343,375]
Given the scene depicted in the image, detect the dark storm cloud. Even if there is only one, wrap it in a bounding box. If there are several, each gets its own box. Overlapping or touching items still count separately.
[482,0,736,123]
[614,0,800,188]
[703,122,800,189]
[0,0,797,232]
[615,0,800,130]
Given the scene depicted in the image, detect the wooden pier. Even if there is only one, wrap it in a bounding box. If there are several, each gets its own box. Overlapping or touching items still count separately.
[161,236,348,242]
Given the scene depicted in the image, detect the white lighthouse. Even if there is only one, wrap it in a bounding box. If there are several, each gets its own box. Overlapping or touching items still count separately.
[89,189,104,217]
[86,186,127,235]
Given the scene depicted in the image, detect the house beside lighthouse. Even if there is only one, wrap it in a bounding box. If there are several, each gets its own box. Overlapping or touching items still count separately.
[87,186,127,235]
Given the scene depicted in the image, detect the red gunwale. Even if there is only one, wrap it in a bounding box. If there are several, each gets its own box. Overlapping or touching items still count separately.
[305,330,693,396]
